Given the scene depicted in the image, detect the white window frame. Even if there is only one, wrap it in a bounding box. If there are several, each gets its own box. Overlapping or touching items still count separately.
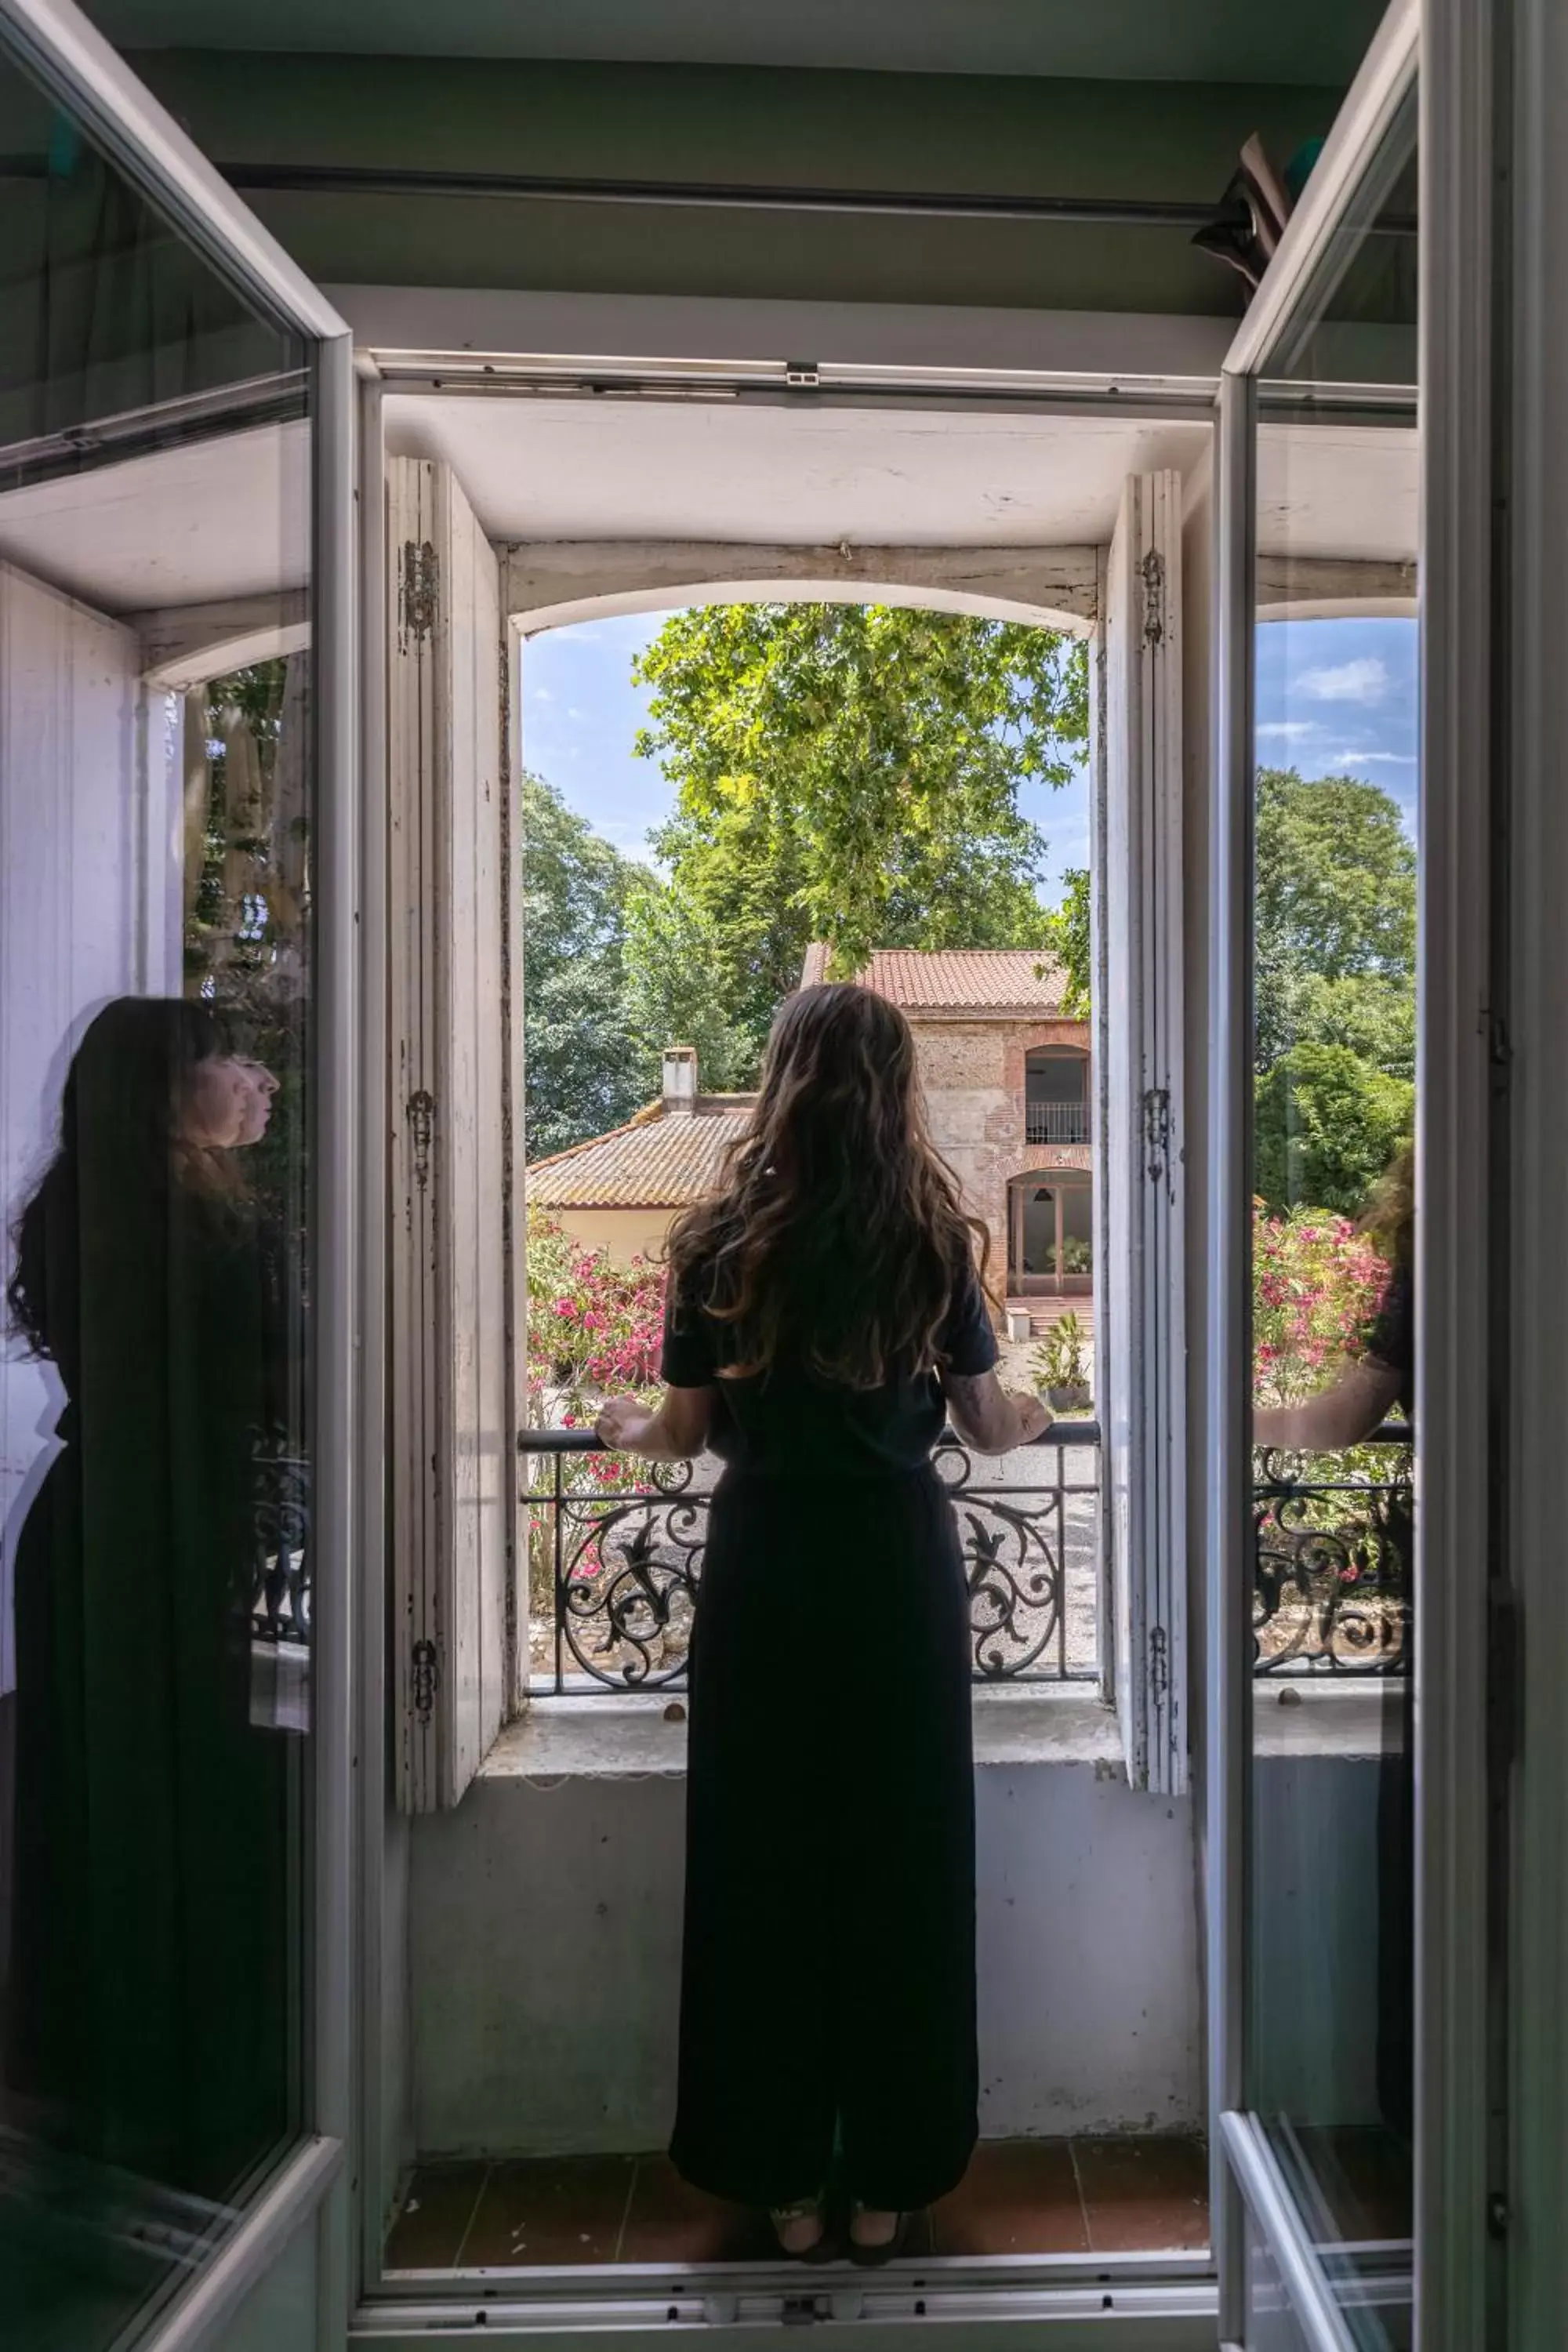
[0,2,361,2347]
[364,383,1206,2327]
[1097,471,1189,1797]
[387,500,1188,1799]
[387,454,514,1814]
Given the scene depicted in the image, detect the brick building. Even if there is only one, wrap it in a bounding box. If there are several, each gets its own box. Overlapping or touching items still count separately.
[804,944,1094,1317]
[531,954,1094,1324]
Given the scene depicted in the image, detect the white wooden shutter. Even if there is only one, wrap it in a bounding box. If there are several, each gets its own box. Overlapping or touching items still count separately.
[388,456,511,1812]
[1098,473,1188,1795]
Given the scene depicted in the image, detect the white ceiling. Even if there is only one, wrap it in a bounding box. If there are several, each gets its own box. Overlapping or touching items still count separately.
[0,399,1412,626]
[383,394,1212,547]
[0,423,311,616]
[84,0,1384,85]
[1258,418,1417,564]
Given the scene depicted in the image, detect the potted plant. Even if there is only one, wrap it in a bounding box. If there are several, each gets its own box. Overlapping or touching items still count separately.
[1032,1312,1093,1412]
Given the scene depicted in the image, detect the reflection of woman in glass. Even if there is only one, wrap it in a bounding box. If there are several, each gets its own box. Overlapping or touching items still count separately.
[1253,1144,1413,1447]
[5,999,293,2197]
[1252,1141,1415,2151]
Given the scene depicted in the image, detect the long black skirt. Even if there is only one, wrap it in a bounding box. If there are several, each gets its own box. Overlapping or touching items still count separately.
[670,1463,978,2212]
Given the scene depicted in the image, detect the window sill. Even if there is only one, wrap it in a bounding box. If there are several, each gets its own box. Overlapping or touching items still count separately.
[481,1686,1123,1785]
[1252,1679,1406,1759]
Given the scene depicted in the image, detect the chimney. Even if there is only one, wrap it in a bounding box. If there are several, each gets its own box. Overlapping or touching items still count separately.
[662,1044,698,1115]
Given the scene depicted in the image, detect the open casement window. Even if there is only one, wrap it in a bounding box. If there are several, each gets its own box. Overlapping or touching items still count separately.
[388,455,514,1812]
[1097,470,1188,1795]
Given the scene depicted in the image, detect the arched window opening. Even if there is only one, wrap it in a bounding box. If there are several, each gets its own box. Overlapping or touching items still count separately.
[1025,1045,1090,1146]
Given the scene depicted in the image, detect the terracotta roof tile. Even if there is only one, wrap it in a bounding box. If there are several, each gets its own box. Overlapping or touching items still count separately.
[528,1099,755,1207]
[851,947,1068,1013]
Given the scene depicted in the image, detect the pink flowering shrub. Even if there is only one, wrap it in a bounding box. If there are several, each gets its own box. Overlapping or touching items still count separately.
[524,1207,670,1613]
[1251,1204,1410,1661]
[525,1203,666,1397]
[1253,1201,1389,1409]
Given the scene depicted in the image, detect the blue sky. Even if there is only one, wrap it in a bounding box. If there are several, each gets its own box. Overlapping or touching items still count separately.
[521,609,1091,901]
[1254,614,1419,835]
[521,607,1418,891]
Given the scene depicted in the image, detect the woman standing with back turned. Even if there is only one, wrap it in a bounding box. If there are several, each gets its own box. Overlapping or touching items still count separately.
[598,982,1051,2261]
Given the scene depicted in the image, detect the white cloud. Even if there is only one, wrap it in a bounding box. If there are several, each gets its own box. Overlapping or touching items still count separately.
[529,684,553,702]
[1300,656,1390,706]
[1257,720,1318,740]
[1332,750,1417,765]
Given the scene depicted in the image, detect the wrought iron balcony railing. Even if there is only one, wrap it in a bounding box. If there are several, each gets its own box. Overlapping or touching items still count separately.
[519,1422,1414,1697]
[1025,1101,1090,1145]
[521,1424,1102,1694]
[1252,1428,1412,1675]
[251,1443,311,1647]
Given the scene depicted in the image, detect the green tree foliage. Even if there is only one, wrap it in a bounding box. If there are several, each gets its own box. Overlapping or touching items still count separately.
[521,775,646,1159]
[1254,1041,1414,1221]
[1254,767,1417,1077]
[1044,866,1091,1014]
[1252,768,1417,1219]
[620,869,756,1094]
[633,603,1088,1053]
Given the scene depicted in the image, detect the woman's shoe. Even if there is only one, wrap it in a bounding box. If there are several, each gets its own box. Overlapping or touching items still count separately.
[848,2205,909,2266]
[771,2196,829,2258]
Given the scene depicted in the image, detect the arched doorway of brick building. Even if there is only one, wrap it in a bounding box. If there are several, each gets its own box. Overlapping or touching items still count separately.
[1007,1169,1094,1299]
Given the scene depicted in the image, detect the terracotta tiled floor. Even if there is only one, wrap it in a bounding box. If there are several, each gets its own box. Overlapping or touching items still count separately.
[385,2136,1210,2270]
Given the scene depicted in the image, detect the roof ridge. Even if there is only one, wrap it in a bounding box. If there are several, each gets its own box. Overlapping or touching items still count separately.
[525,1098,662,1172]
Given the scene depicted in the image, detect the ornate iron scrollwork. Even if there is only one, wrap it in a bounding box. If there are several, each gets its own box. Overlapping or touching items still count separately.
[1252,1444,1413,1675]
[527,1436,1098,1693]
[250,1436,311,1646]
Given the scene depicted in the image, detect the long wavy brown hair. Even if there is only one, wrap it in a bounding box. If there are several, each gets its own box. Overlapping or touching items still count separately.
[666,982,989,1387]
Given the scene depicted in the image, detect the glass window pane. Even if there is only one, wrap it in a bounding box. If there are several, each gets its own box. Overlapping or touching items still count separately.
[0,50,314,2352]
[1245,103,1417,2352]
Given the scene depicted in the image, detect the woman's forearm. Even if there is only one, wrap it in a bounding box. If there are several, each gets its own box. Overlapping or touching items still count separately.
[945,1372,1052,1455]
[1253,1357,1403,1451]
[597,1385,714,1461]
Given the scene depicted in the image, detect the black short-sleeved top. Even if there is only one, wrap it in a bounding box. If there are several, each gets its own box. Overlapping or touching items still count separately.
[1365,1261,1414,1405]
[660,1255,1000,1477]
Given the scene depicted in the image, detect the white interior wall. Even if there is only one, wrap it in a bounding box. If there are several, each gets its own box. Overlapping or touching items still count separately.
[407,1759,1205,2158]
[0,561,180,1693]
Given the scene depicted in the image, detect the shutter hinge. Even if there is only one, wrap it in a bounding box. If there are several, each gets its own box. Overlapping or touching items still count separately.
[1149,1624,1170,1708]
[408,1088,435,1190]
[412,1638,438,1727]
[1142,1085,1171,1184]
[398,537,439,644]
[1138,547,1167,648]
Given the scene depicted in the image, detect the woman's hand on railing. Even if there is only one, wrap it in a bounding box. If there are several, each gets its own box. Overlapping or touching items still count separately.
[597,1383,715,1462]
[1014,1392,1055,1445]
[596,1396,659,1453]
[945,1371,1054,1455]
